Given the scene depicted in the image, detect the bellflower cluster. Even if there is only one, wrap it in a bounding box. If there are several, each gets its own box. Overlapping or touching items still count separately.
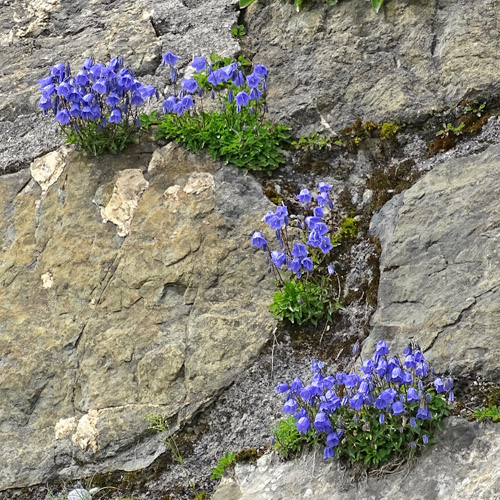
[251,182,335,279]
[160,50,268,117]
[38,57,156,154]
[277,342,453,465]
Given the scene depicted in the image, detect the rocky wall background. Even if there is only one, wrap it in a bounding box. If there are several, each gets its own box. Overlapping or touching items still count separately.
[1,0,500,499]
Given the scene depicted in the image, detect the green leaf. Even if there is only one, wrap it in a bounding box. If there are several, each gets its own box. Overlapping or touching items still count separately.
[239,0,257,8]
[371,0,384,12]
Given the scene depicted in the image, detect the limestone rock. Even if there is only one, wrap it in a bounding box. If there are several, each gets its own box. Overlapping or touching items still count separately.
[0,144,275,490]
[217,418,500,500]
[245,0,500,135]
[367,144,500,382]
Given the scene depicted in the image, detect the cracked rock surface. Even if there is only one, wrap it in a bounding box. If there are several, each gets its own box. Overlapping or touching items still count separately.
[367,144,500,381]
[214,418,500,500]
[0,0,239,174]
[0,143,275,490]
[244,0,500,136]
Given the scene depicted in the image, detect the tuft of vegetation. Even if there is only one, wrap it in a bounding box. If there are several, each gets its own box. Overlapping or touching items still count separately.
[436,122,465,137]
[210,451,236,480]
[291,132,342,151]
[474,406,500,423]
[271,416,318,459]
[231,24,246,38]
[270,278,342,326]
[276,342,453,468]
[331,217,358,247]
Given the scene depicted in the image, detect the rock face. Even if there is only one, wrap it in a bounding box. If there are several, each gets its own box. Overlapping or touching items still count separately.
[0,0,239,173]
[0,143,275,490]
[245,0,500,135]
[214,418,500,500]
[367,144,500,382]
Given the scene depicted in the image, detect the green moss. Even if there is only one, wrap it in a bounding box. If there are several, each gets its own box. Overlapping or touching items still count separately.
[380,122,400,139]
[331,217,359,246]
[234,447,264,464]
[487,387,500,407]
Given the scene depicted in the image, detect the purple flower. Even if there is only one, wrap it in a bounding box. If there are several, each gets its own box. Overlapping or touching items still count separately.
[375,340,389,357]
[251,231,267,250]
[109,108,122,124]
[326,432,339,447]
[246,72,261,88]
[297,189,311,204]
[319,237,333,254]
[448,391,454,402]
[55,109,70,125]
[235,91,250,111]
[350,394,364,411]
[192,56,207,72]
[182,78,198,93]
[416,405,432,420]
[162,51,178,66]
[106,93,120,107]
[312,360,324,373]
[327,264,335,275]
[271,251,286,269]
[253,64,268,78]
[38,96,52,113]
[416,362,428,378]
[288,258,301,274]
[318,182,332,193]
[362,360,374,375]
[406,387,419,402]
[422,434,429,444]
[324,446,335,459]
[313,206,324,218]
[379,413,386,425]
[391,401,405,416]
[291,242,308,258]
[314,412,333,433]
[316,192,329,206]
[410,417,416,428]
[345,374,360,388]
[283,399,297,414]
[276,382,289,393]
[249,88,262,101]
[302,257,313,272]
[433,378,445,393]
[163,96,177,113]
[296,416,311,434]
[92,78,107,94]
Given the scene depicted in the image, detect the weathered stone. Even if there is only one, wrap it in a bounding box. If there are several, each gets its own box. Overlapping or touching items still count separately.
[245,0,500,135]
[0,0,239,174]
[0,144,275,490]
[367,144,500,382]
[217,418,500,500]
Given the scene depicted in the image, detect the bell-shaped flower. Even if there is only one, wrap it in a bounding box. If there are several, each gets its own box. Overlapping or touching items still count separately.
[130,92,144,107]
[139,85,156,99]
[276,382,289,394]
[391,401,405,416]
[253,64,268,79]
[38,76,53,88]
[297,189,311,204]
[38,96,52,113]
[291,242,308,258]
[433,378,445,393]
[235,91,250,110]
[288,258,301,274]
[81,106,92,120]
[109,108,122,124]
[106,93,120,107]
[74,70,89,86]
[314,412,333,433]
[302,257,313,272]
[249,87,262,101]
[192,56,207,73]
[163,96,177,113]
[296,416,310,434]
[55,109,70,125]
[162,51,178,66]
[406,387,419,402]
[246,72,261,88]
[181,95,194,110]
[69,103,81,117]
[319,236,333,254]
[92,78,107,95]
[327,264,335,275]
[318,181,333,193]
[375,340,389,357]
[316,192,329,207]
[282,398,297,414]
[349,394,364,411]
[182,78,198,93]
[251,231,267,250]
[271,250,286,269]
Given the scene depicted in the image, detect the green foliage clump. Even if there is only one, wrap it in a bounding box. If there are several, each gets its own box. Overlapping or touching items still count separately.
[210,451,236,480]
[436,122,465,137]
[339,391,450,466]
[271,416,318,459]
[231,24,246,38]
[156,107,290,173]
[291,132,342,151]
[474,406,500,422]
[331,217,358,246]
[270,278,342,326]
